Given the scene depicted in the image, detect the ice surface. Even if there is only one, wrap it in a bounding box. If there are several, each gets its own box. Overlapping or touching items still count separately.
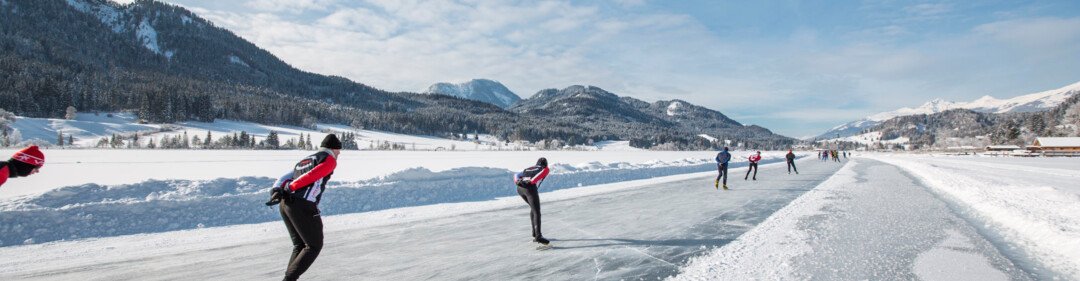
[0,149,793,246]
[0,158,836,280]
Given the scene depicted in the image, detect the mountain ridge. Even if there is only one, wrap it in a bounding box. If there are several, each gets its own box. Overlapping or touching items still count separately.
[424,79,521,109]
[818,81,1080,140]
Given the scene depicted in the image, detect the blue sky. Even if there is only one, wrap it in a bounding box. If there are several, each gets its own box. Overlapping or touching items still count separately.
[134,0,1080,138]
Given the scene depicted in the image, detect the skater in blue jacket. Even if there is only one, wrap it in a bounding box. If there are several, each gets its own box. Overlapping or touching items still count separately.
[715,147,731,190]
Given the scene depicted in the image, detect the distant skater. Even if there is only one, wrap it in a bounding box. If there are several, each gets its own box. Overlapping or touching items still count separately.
[833,150,840,162]
[715,147,731,190]
[786,149,798,174]
[515,157,551,246]
[0,145,45,188]
[745,151,761,180]
[267,134,342,281]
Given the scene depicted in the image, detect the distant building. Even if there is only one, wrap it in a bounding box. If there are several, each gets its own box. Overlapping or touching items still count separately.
[1029,137,1080,156]
[985,145,1022,151]
[985,145,1022,156]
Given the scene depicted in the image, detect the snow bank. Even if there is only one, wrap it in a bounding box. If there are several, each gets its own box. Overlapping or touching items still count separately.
[868,155,1080,279]
[0,157,785,246]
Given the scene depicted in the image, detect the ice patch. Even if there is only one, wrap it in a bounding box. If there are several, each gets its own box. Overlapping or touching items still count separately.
[914,230,1008,281]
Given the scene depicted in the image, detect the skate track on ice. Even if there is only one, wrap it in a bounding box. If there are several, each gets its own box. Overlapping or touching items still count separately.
[674,158,1037,280]
[0,158,840,280]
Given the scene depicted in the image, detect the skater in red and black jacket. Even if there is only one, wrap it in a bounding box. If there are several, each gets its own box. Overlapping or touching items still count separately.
[0,145,45,188]
[514,157,550,245]
[745,151,761,180]
[268,134,341,281]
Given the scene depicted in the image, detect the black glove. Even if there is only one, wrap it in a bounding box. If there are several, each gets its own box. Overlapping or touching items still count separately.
[265,187,286,206]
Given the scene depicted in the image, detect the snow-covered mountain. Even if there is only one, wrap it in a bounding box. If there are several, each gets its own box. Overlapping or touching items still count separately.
[425,79,521,109]
[818,81,1080,139]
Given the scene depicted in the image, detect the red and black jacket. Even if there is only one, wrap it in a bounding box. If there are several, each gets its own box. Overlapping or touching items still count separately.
[273,149,337,205]
[513,165,549,189]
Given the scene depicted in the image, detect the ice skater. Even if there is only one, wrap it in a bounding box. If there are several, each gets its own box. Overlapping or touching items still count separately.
[786,149,798,174]
[745,151,761,180]
[267,134,342,281]
[515,157,551,246]
[715,147,731,190]
[0,145,45,188]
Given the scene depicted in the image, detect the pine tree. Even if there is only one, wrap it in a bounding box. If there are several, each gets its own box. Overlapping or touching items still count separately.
[57,131,65,146]
[298,133,306,149]
[191,135,201,149]
[307,134,313,150]
[68,135,74,147]
[205,131,213,148]
[266,131,280,149]
[239,131,250,148]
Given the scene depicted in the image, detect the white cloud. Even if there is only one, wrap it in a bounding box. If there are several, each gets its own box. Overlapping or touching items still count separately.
[904,3,951,17]
[245,0,337,13]
[975,17,1080,54]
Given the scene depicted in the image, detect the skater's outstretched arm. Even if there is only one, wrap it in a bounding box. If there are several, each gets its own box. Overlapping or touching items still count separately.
[289,157,337,191]
[530,167,549,186]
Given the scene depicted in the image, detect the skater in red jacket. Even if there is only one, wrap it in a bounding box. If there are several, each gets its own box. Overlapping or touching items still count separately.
[745,151,761,181]
[267,134,342,281]
[515,157,551,246]
[0,145,45,188]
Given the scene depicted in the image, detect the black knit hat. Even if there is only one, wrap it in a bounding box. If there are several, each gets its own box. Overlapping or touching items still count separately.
[321,134,342,149]
[536,157,548,167]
